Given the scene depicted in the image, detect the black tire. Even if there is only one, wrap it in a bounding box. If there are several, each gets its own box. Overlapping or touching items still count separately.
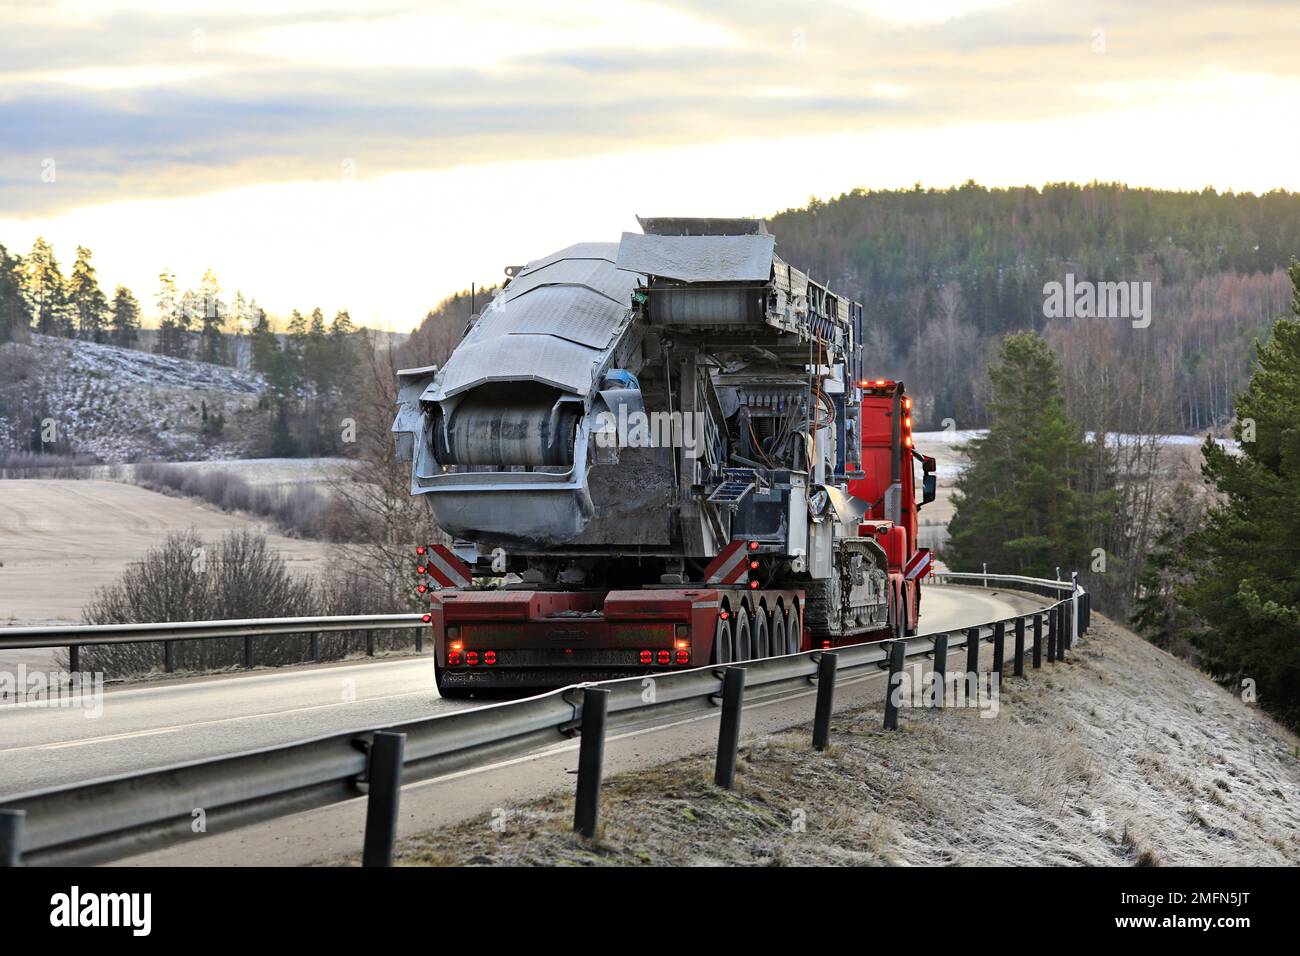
[753,606,770,659]
[713,616,734,665]
[734,607,752,661]
[903,583,918,637]
[770,606,787,657]
[786,604,802,654]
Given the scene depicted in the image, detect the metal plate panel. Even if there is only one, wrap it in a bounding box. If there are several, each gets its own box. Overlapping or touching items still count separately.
[615,232,775,282]
[425,243,641,400]
[493,288,631,349]
[505,256,639,305]
[431,334,598,396]
[522,242,619,273]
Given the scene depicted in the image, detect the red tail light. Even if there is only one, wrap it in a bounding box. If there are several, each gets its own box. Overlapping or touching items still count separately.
[421,613,431,623]
[465,650,479,665]
[483,650,497,665]
[417,584,428,593]
[656,650,670,664]
[447,651,462,665]
[416,546,426,555]
[675,650,689,665]
[417,565,427,574]
[639,650,652,664]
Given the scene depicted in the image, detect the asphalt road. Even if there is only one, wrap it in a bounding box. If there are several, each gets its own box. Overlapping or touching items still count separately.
[119,584,1054,866]
[0,584,1042,803]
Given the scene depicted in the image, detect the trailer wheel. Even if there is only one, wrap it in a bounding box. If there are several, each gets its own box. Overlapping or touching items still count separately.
[734,607,752,661]
[712,616,733,665]
[785,605,802,654]
[770,607,787,657]
[752,607,770,659]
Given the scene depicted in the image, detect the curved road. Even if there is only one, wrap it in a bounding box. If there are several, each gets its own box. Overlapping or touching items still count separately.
[0,584,1041,799]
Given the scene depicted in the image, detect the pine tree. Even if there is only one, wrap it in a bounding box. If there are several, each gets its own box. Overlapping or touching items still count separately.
[1130,482,1206,651]
[282,309,307,390]
[23,238,70,336]
[198,268,227,365]
[1177,259,1300,727]
[250,307,280,378]
[155,270,179,357]
[946,331,1114,578]
[109,286,141,348]
[328,309,357,391]
[176,289,199,359]
[67,245,109,342]
[305,306,330,394]
[0,243,33,342]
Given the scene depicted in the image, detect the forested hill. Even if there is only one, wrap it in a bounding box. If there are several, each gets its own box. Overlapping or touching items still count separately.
[768,183,1300,432]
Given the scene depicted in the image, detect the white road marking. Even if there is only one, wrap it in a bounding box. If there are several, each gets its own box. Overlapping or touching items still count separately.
[0,689,438,754]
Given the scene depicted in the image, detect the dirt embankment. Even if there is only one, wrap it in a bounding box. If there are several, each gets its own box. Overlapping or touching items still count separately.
[381,619,1300,867]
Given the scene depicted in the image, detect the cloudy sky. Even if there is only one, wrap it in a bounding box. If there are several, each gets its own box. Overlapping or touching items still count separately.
[2,0,1298,330]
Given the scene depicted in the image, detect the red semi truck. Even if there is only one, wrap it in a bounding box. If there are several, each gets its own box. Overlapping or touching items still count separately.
[393,219,935,697]
[415,378,934,696]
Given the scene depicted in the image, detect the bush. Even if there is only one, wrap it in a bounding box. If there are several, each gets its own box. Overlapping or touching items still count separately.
[130,462,332,539]
[0,450,102,478]
[77,529,413,677]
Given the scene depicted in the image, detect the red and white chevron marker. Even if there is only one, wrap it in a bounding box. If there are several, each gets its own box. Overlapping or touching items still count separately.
[424,544,473,590]
[703,540,751,586]
[904,548,932,581]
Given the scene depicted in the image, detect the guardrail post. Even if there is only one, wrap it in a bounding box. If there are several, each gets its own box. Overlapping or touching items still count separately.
[0,810,24,867]
[714,667,746,789]
[573,686,609,839]
[965,627,980,698]
[812,652,838,751]
[1047,608,1057,664]
[1013,618,1025,677]
[362,731,406,867]
[414,626,423,653]
[1033,613,1043,668]
[310,632,320,662]
[1059,605,1069,659]
[932,633,948,708]
[992,622,1006,679]
[1067,575,1078,650]
[243,635,253,669]
[69,644,79,673]
[883,640,906,730]
[164,639,175,673]
[366,629,376,657]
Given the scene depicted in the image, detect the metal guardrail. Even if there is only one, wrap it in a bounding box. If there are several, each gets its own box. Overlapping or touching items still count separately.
[0,574,1092,867]
[0,614,429,671]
